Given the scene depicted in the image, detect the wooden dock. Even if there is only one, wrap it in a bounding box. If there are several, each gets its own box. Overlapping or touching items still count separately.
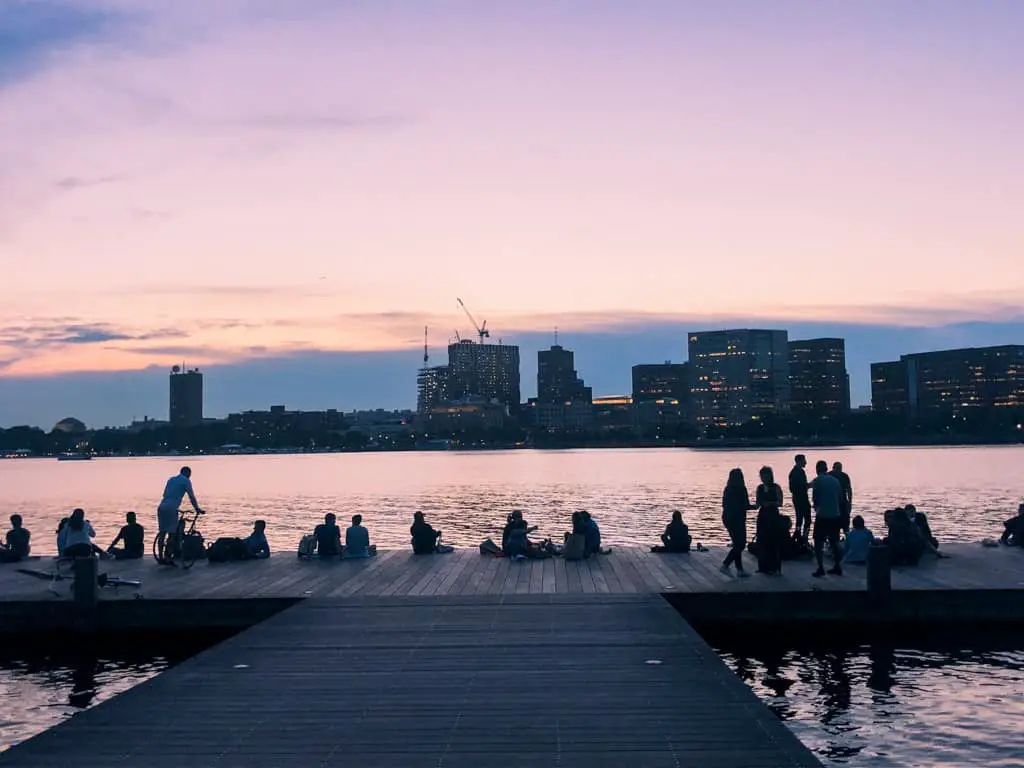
[2,543,1022,633]
[0,594,821,768]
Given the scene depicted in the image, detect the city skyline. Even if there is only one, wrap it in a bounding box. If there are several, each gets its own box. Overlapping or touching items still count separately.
[2,2,1024,425]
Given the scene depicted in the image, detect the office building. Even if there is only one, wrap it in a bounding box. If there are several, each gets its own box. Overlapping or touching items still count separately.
[535,344,593,430]
[416,365,449,414]
[788,338,850,420]
[632,362,691,430]
[688,329,790,428]
[871,345,1024,419]
[870,361,911,417]
[169,367,203,427]
[446,339,521,412]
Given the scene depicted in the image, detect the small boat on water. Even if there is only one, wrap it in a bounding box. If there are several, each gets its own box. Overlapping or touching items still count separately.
[57,453,92,461]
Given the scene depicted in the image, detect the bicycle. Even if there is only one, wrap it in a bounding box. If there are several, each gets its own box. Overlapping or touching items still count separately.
[152,508,205,569]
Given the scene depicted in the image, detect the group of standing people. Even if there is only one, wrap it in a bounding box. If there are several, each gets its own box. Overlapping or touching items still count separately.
[721,455,854,578]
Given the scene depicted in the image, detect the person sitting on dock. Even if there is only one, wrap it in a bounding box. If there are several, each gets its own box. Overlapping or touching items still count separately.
[58,508,107,559]
[883,508,926,566]
[999,503,1024,546]
[502,510,537,555]
[580,510,602,556]
[345,515,374,558]
[244,520,271,559]
[503,510,551,559]
[904,504,938,550]
[842,515,874,565]
[107,511,144,560]
[0,514,30,563]
[411,511,442,554]
[651,510,691,553]
[314,513,342,559]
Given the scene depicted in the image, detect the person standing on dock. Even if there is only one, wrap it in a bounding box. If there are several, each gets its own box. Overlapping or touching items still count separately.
[829,462,853,535]
[720,468,754,578]
[156,466,203,562]
[788,455,811,542]
[810,461,843,578]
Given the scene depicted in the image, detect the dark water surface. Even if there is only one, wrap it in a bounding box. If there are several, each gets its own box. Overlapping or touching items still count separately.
[0,636,223,753]
[713,633,1024,767]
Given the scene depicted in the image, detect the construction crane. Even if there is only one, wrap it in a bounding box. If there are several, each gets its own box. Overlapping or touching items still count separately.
[457,297,489,344]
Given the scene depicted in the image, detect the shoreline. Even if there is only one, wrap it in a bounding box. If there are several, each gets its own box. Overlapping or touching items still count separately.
[3,438,1023,460]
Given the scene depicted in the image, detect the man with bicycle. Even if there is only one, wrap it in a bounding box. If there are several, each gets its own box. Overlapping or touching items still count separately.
[157,466,204,565]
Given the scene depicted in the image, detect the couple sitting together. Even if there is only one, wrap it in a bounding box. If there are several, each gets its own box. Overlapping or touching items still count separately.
[307,513,377,558]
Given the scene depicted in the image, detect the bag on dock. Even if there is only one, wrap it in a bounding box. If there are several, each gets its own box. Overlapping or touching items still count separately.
[182,533,207,561]
[479,538,503,556]
[563,533,586,561]
[207,537,246,562]
[297,535,317,559]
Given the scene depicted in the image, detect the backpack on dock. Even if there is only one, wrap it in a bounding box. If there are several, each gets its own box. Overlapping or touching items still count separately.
[297,534,317,559]
[207,537,247,562]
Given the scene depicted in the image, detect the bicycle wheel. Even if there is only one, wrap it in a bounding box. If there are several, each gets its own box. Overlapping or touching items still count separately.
[152,533,166,564]
[180,535,197,569]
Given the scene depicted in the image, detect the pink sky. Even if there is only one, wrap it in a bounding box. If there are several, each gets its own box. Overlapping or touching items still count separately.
[2,1,1023,376]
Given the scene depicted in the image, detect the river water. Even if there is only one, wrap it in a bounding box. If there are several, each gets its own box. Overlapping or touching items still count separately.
[714,636,1024,767]
[2,446,1020,553]
[2,447,1022,763]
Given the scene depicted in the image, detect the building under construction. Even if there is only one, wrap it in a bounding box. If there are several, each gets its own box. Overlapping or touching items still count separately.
[415,303,522,418]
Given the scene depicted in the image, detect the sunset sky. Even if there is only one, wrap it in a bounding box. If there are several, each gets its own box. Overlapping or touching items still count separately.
[2,1,1023,427]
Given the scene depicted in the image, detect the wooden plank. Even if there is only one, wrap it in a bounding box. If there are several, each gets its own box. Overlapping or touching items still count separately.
[541,556,556,594]
[1,595,822,768]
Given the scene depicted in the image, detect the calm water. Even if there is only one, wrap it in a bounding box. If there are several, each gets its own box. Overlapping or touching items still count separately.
[2,446,1021,553]
[0,640,212,753]
[715,638,1024,767]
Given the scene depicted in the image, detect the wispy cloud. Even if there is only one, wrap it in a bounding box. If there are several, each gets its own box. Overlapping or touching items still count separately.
[54,174,122,191]
[0,320,182,351]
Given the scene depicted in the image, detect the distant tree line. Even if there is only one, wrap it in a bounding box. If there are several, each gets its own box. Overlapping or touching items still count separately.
[1,407,1020,456]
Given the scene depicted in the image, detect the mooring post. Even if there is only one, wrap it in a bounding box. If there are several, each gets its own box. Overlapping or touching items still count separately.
[72,557,99,633]
[866,542,891,603]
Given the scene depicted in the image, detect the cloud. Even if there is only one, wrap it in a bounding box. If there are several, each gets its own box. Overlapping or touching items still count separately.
[0,320,182,351]
[54,174,122,191]
[4,315,1024,428]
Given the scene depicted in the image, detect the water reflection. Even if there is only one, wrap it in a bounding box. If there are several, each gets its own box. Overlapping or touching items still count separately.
[0,636,219,752]
[2,447,1022,554]
[715,637,1024,767]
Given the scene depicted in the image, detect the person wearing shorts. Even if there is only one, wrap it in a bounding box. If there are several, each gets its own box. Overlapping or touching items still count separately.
[156,466,203,562]
[810,460,843,578]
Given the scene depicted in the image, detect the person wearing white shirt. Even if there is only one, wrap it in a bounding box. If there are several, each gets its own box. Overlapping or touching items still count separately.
[58,508,104,558]
[156,466,203,562]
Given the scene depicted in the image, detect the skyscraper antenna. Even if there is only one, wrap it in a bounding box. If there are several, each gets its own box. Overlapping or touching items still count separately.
[554,326,558,346]
[423,326,429,366]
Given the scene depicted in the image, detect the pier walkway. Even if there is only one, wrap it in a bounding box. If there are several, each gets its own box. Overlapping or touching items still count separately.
[2,543,1022,631]
[0,594,821,768]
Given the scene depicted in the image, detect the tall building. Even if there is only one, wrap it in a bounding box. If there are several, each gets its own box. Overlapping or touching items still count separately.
[870,361,911,416]
[416,365,449,414]
[632,362,691,429]
[446,340,521,412]
[788,338,850,420]
[688,329,790,428]
[169,367,203,427]
[537,345,591,404]
[535,344,593,430]
[871,345,1024,419]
